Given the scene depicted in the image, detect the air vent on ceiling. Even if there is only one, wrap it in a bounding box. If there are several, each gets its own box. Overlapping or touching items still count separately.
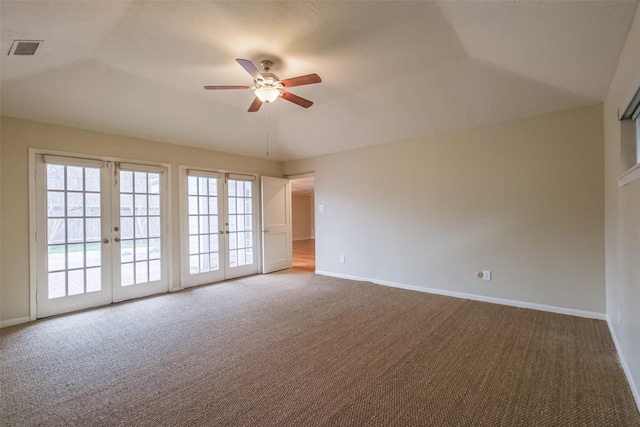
[8,40,43,56]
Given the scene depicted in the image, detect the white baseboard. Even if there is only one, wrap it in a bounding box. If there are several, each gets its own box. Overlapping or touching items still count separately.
[315,270,606,320]
[1,316,31,328]
[607,319,640,411]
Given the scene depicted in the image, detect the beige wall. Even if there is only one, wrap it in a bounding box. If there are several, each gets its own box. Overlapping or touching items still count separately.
[0,121,3,324]
[0,105,608,323]
[603,7,640,404]
[292,193,314,240]
[0,116,282,323]
[285,104,605,314]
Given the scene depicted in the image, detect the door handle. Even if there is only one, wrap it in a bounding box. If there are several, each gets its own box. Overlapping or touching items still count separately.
[219,231,224,235]
[102,238,109,244]
[225,231,230,234]
[114,237,121,243]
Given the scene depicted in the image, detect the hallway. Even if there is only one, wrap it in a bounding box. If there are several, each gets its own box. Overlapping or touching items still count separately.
[292,239,315,272]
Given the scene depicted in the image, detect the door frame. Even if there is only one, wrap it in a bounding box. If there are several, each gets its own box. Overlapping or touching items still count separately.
[28,148,173,320]
[287,172,316,271]
[287,172,316,238]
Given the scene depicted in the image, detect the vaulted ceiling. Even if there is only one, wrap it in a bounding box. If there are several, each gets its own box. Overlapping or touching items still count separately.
[1,1,637,161]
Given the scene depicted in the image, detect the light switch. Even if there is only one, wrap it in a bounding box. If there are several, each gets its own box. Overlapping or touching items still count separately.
[319,204,325,212]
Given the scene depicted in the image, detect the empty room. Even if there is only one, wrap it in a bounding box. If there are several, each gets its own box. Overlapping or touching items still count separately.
[1,1,640,426]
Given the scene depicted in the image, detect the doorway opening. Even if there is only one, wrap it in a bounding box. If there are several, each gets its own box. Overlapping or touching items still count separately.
[290,176,315,272]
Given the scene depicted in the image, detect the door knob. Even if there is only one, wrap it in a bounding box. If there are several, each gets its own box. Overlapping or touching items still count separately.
[114,237,121,242]
[219,231,224,235]
[225,231,230,234]
[102,238,109,244]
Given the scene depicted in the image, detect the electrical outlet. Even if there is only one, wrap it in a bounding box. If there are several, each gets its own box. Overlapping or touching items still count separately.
[482,271,491,281]
[339,255,345,263]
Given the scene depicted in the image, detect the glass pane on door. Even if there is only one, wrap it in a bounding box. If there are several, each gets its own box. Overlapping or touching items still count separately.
[46,164,102,298]
[187,175,220,274]
[227,178,254,268]
[119,170,162,286]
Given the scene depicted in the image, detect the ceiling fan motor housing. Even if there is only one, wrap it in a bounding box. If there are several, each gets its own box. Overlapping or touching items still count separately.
[258,60,280,85]
[258,72,280,85]
[260,60,273,71]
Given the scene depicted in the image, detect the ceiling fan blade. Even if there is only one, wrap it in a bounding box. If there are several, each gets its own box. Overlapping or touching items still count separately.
[236,58,263,81]
[279,74,322,88]
[248,97,263,112]
[281,90,313,108]
[204,85,252,90]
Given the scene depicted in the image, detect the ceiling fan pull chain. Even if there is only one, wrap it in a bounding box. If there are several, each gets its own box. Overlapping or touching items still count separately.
[266,103,270,158]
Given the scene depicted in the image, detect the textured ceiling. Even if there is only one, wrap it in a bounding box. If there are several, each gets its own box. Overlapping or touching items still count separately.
[1,1,637,161]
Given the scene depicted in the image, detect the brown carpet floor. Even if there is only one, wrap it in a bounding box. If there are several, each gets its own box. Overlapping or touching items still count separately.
[1,271,639,426]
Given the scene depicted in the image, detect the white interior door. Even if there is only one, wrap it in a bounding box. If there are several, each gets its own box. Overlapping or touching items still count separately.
[35,155,169,317]
[261,176,292,274]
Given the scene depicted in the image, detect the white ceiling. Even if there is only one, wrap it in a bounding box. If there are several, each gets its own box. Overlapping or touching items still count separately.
[1,1,637,161]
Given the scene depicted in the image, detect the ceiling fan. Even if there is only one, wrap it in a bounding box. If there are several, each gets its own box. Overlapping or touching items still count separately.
[204,58,321,112]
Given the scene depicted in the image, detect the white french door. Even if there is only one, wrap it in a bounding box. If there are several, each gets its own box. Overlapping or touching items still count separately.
[226,175,259,278]
[35,156,112,317]
[112,163,168,302]
[35,155,168,318]
[183,170,225,286]
[182,170,258,287]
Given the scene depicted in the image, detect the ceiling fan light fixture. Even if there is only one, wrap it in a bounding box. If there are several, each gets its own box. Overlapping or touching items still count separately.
[255,86,281,103]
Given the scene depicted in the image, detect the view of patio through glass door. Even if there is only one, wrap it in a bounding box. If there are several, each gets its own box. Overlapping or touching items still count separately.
[43,161,106,300]
[227,177,255,271]
[119,170,162,286]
